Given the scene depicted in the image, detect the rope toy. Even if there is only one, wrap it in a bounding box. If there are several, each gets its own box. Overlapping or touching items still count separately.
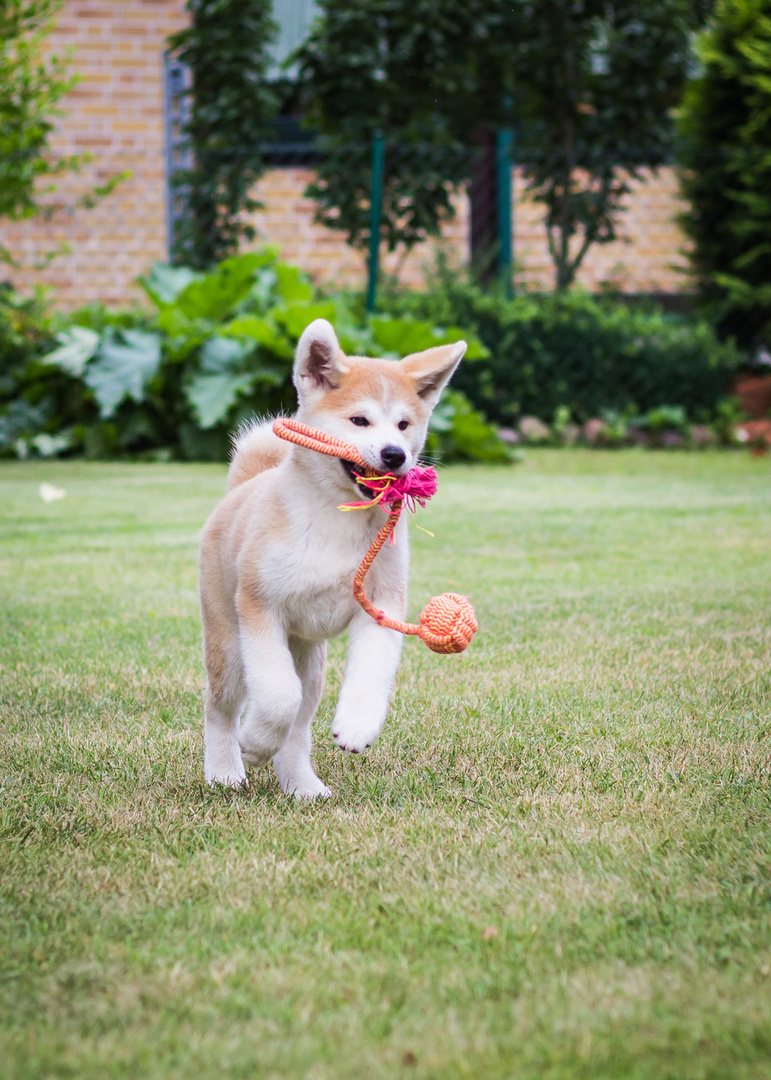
[273,417,478,655]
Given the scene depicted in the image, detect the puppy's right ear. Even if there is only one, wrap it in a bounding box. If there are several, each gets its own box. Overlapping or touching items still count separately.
[293,319,347,396]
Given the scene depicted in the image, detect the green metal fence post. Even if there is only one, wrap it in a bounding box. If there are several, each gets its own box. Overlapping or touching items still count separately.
[366,131,385,315]
[496,126,514,297]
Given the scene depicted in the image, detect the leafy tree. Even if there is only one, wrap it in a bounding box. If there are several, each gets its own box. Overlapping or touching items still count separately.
[0,0,78,261]
[678,0,771,347]
[514,0,695,289]
[297,0,699,290]
[168,0,280,270]
[295,0,514,267]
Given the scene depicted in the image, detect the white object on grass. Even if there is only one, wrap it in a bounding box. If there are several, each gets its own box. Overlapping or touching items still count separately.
[39,482,67,503]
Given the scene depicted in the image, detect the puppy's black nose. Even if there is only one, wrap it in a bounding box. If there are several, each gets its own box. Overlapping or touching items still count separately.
[380,445,406,470]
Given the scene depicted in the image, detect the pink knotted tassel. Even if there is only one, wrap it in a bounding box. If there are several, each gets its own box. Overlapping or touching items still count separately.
[339,464,438,514]
[378,465,438,510]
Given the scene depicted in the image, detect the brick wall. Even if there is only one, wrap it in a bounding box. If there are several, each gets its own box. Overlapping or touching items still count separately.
[252,165,689,294]
[2,0,691,308]
[515,168,689,293]
[2,0,188,308]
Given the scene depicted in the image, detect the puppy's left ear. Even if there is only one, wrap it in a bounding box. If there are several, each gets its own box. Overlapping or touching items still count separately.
[294,318,348,396]
[402,341,467,405]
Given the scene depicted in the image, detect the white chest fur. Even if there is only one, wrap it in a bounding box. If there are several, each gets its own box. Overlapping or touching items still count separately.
[255,497,408,641]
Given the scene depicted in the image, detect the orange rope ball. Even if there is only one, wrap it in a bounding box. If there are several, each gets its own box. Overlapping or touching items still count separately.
[418,592,479,654]
[273,417,478,655]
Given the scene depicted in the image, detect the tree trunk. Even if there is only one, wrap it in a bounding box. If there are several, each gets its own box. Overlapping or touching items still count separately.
[469,127,499,282]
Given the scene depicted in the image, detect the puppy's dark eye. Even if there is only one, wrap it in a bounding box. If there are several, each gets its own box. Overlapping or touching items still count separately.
[350,416,370,427]
[397,420,410,431]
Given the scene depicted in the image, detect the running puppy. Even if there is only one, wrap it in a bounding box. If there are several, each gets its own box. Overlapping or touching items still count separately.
[199,318,466,797]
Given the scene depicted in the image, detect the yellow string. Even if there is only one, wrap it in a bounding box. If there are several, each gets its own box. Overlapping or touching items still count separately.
[412,519,435,538]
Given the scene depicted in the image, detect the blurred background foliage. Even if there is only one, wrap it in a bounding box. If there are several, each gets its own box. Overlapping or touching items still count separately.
[287,0,704,285]
[381,272,743,424]
[0,251,507,463]
[167,0,280,269]
[1,0,770,462]
[677,0,771,351]
[0,0,76,248]
[0,251,747,462]
[164,0,713,285]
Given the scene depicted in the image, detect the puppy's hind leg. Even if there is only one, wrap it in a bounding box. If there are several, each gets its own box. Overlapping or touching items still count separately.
[237,595,304,770]
[273,640,330,800]
[203,630,247,788]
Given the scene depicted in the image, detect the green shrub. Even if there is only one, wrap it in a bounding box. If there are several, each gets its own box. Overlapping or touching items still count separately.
[2,251,508,465]
[381,279,743,424]
[0,282,52,367]
[0,283,62,454]
[677,0,771,349]
[426,390,513,464]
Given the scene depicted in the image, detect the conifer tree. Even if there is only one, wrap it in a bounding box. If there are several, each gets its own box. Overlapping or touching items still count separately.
[678,0,771,346]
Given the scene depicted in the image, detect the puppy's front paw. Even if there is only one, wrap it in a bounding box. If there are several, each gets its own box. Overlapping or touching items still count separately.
[205,768,248,790]
[288,777,332,801]
[330,712,382,755]
[205,748,247,789]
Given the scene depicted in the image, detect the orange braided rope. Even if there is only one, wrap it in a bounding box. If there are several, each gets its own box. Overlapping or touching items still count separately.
[273,417,478,654]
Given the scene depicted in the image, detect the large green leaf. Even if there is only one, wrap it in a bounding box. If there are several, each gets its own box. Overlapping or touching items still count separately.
[428,397,454,434]
[200,336,249,373]
[155,306,189,338]
[139,263,200,307]
[247,266,279,311]
[336,325,377,356]
[250,365,286,387]
[221,316,294,359]
[156,314,211,364]
[42,326,100,376]
[175,253,275,322]
[369,316,487,359]
[185,372,255,429]
[219,251,278,277]
[275,263,314,303]
[85,331,162,418]
[274,301,337,341]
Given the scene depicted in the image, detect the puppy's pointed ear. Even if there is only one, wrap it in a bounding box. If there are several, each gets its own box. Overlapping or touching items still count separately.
[402,341,467,404]
[294,319,348,394]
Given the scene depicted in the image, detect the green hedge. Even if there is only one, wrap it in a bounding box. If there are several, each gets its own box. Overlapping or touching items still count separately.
[381,281,744,424]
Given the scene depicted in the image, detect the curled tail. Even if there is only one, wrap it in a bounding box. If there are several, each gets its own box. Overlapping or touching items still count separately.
[227,418,290,490]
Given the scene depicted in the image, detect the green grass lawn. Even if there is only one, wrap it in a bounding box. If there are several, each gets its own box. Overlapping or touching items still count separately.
[1,450,770,1080]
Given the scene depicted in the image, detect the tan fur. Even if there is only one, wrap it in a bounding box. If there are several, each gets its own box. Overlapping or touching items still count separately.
[227,420,291,489]
[311,355,433,426]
